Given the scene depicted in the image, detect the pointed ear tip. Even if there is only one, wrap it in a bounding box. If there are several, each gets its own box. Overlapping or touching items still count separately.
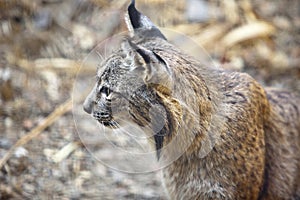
[128,0,136,9]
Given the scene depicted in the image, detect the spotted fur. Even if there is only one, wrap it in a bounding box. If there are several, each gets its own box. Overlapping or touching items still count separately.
[83,1,300,199]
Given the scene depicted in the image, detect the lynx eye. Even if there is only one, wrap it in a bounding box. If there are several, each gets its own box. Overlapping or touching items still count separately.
[100,86,110,96]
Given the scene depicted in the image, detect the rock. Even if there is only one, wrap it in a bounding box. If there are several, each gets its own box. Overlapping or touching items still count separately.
[14,147,28,158]
[0,138,12,149]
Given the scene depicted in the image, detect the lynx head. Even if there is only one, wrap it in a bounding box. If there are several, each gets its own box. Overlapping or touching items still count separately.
[83,0,172,133]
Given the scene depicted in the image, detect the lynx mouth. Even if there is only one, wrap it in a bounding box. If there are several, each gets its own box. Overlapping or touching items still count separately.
[96,119,119,129]
[91,111,118,129]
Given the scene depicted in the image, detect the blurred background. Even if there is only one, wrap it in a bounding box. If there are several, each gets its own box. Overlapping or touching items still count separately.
[0,0,299,199]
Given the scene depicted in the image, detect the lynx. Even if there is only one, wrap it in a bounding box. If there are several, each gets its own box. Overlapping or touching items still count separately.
[83,1,300,199]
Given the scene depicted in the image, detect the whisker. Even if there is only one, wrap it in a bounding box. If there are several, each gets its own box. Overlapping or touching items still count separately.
[113,119,153,152]
[121,127,149,152]
[109,121,117,130]
[95,51,104,61]
[102,123,121,149]
[111,120,120,129]
[104,41,108,59]
[117,117,153,139]
[115,118,159,148]
[99,121,105,133]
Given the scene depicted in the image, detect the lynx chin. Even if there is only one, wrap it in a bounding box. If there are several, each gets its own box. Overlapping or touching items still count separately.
[83,1,300,199]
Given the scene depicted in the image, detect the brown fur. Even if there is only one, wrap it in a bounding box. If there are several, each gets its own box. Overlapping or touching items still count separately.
[83,2,300,199]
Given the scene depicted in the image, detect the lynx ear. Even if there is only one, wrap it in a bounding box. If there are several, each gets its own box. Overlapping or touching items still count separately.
[128,40,170,83]
[126,0,166,40]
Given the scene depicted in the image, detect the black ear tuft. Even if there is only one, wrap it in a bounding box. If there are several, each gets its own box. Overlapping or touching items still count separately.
[127,0,167,40]
[128,0,142,29]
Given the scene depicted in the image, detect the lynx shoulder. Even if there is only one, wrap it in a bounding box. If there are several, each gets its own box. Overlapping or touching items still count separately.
[83,1,300,199]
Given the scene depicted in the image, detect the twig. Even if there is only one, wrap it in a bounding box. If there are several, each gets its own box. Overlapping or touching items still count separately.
[0,99,73,170]
[221,21,276,48]
[6,55,96,75]
[51,141,81,163]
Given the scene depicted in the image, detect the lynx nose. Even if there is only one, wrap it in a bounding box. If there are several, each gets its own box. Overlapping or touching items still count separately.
[83,85,97,114]
[83,102,92,114]
[83,96,94,114]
